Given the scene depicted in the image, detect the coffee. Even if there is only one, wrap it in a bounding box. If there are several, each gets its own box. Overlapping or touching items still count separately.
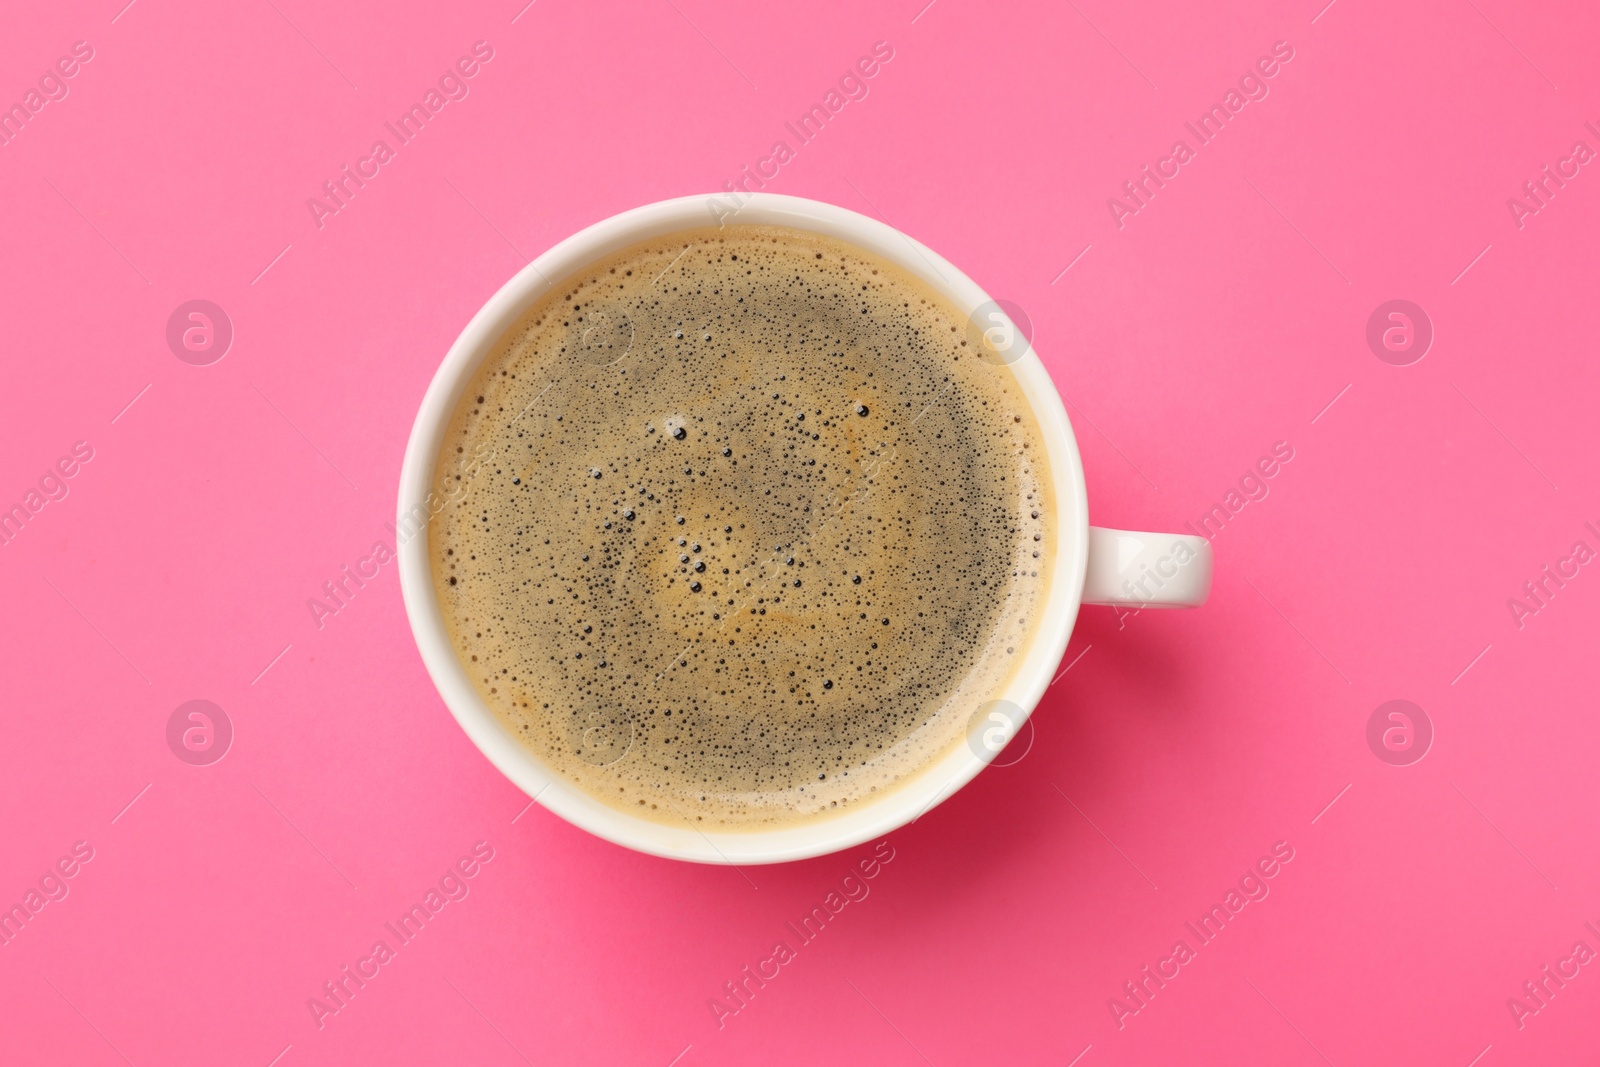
[429,224,1054,828]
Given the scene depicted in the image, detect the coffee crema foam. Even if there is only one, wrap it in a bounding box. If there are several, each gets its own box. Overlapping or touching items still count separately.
[430,225,1055,828]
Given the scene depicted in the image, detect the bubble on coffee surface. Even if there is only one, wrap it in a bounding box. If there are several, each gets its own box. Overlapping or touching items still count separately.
[430,225,1055,828]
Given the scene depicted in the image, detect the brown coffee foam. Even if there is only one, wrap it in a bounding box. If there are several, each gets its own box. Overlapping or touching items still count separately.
[430,225,1055,828]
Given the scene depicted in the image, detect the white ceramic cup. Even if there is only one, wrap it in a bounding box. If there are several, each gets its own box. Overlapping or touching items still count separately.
[398,193,1211,864]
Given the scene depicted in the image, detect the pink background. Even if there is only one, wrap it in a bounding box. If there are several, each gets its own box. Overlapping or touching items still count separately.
[2,0,1598,1063]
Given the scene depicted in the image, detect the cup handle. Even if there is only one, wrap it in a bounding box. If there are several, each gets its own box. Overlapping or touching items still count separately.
[1081,526,1213,609]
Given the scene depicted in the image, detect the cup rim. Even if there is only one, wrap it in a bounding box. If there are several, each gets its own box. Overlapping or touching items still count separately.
[397,192,1089,863]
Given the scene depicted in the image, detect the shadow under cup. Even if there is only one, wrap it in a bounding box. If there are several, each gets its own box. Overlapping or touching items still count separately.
[397,193,1090,864]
